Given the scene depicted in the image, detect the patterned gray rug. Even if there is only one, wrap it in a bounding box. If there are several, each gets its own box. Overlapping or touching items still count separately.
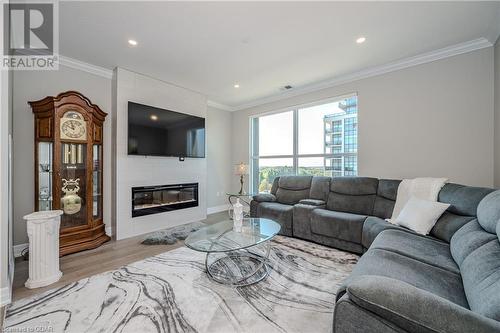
[141,221,207,245]
[5,236,358,333]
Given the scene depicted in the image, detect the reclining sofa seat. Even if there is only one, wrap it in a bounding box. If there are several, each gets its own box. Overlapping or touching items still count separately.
[250,176,330,236]
[251,175,499,332]
[252,176,494,253]
[294,177,409,254]
[362,182,494,251]
[333,189,500,333]
[296,177,379,253]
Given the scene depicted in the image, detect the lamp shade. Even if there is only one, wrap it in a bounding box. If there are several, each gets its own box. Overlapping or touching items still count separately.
[235,162,248,175]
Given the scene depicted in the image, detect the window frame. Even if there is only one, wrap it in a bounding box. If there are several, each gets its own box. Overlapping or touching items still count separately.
[250,93,358,193]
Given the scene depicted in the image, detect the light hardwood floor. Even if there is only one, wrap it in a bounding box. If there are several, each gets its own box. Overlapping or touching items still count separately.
[11,211,228,302]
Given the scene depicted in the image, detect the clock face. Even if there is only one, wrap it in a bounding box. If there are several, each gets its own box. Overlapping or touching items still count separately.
[61,120,86,139]
[60,112,87,141]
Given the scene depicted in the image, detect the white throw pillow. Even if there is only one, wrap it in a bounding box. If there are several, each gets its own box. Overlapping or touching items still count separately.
[394,197,450,235]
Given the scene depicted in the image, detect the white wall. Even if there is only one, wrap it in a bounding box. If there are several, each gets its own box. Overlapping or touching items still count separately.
[232,48,495,190]
[113,68,207,240]
[11,66,112,246]
[206,106,232,210]
[495,38,500,187]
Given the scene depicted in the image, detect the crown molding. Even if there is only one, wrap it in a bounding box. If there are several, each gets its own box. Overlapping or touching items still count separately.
[59,55,113,79]
[228,37,493,112]
[207,100,236,112]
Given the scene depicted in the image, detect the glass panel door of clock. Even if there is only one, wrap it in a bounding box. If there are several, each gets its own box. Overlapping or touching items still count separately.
[60,142,88,228]
[92,144,102,220]
[38,142,53,211]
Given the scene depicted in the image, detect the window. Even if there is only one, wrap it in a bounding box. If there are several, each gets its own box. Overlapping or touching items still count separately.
[251,95,358,193]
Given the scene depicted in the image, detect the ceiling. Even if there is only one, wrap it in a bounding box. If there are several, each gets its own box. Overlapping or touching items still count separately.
[59,1,500,110]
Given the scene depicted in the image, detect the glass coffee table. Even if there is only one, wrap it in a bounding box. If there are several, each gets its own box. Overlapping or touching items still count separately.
[185,218,281,286]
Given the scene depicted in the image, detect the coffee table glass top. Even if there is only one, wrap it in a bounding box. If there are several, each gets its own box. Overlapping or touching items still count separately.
[185,218,281,253]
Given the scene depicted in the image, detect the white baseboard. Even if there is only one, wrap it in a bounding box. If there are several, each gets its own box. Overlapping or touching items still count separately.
[0,286,11,306]
[105,225,113,237]
[13,243,28,258]
[207,204,229,215]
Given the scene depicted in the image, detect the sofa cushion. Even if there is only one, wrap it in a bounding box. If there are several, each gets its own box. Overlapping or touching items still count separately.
[361,216,410,249]
[371,197,395,220]
[334,294,403,333]
[344,276,500,333]
[326,177,378,215]
[256,202,293,236]
[450,220,497,267]
[309,176,331,201]
[477,190,500,235]
[371,229,459,274]
[292,203,317,240]
[252,193,276,203]
[270,177,280,195]
[275,176,312,205]
[311,209,367,244]
[460,239,500,321]
[438,183,494,217]
[298,199,325,206]
[450,216,500,321]
[372,179,400,219]
[430,212,476,243]
[376,179,401,201]
[278,175,312,190]
[330,177,379,195]
[337,248,469,308]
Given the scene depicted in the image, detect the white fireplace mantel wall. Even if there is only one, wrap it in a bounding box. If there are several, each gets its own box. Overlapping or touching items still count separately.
[112,68,207,240]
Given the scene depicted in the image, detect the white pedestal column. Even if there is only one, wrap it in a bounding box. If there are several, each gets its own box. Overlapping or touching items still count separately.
[23,210,63,289]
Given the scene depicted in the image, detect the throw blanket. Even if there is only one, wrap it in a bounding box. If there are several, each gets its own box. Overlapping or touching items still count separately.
[387,177,448,223]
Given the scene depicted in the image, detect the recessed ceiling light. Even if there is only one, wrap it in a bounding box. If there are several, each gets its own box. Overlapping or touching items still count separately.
[128,39,138,46]
[234,84,240,88]
[356,37,366,44]
[150,115,158,121]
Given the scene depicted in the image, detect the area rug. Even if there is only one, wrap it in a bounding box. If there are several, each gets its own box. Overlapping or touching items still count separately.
[5,236,358,333]
[141,221,207,245]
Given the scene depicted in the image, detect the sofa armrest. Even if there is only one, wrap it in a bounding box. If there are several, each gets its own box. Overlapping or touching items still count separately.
[298,199,325,206]
[345,276,500,333]
[252,193,276,203]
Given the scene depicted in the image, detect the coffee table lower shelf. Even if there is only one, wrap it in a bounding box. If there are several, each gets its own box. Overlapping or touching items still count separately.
[204,242,271,287]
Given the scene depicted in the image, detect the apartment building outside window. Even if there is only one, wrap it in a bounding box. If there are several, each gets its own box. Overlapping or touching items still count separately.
[323,96,358,177]
[251,95,358,193]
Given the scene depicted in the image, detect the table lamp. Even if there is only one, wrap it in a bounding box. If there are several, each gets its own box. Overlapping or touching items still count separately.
[235,162,249,195]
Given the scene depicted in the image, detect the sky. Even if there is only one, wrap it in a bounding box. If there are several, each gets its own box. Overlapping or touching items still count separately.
[257,101,345,167]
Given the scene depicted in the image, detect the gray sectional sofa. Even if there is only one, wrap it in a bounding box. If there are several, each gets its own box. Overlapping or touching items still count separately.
[250,176,500,333]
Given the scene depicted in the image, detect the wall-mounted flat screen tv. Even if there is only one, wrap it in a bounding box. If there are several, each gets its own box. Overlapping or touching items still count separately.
[128,102,205,158]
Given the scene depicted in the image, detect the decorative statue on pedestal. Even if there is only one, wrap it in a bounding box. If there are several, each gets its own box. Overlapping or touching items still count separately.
[233,198,243,232]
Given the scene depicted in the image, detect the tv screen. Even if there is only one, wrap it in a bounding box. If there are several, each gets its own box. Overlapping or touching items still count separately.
[128,102,205,158]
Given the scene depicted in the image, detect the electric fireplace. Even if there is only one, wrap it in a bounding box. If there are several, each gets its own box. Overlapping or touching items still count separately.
[132,183,199,217]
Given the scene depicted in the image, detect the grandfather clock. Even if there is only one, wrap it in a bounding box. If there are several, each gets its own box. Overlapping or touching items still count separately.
[30,91,110,256]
